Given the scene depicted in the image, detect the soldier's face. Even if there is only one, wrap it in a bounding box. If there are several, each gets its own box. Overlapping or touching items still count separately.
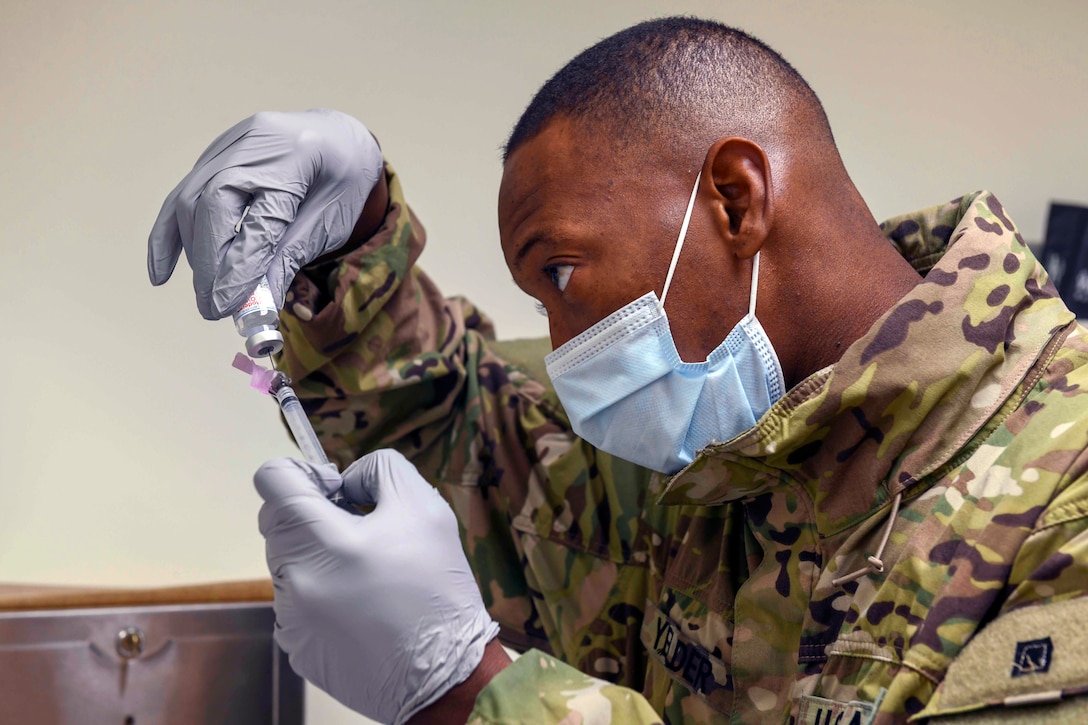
[499,118,750,362]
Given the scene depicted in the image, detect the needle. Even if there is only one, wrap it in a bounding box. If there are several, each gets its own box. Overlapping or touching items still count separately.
[267,352,276,370]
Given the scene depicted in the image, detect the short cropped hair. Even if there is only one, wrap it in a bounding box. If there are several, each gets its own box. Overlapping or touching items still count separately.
[504,16,833,161]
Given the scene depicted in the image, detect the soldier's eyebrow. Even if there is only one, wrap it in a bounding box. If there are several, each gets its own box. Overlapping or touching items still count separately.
[514,233,549,268]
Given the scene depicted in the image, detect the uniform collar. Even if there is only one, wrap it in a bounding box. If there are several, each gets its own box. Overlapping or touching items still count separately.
[657,192,1074,536]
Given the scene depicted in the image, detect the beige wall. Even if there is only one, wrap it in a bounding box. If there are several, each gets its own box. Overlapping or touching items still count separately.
[1,1,1085,722]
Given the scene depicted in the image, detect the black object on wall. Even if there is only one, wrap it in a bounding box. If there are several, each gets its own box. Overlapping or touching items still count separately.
[1041,203,1088,318]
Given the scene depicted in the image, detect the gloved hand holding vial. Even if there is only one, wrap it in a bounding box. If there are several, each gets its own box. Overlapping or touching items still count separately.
[145,108,386,500]
[146,109,384,319]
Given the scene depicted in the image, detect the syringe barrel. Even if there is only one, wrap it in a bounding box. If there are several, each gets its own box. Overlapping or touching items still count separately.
[273,385,329,466]
[270,378,354,509]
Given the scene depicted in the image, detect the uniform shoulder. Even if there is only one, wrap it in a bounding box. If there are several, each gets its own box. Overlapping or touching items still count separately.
[914,596,1088,722]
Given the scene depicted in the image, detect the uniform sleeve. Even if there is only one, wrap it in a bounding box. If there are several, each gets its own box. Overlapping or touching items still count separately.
[913,406,1088,721]
[910,479,1088,722]
[1001,327,1088,612]
[276,161,528,473]
[273,163,656,666]
[468,650,663,724]
[1003,474,1088,610]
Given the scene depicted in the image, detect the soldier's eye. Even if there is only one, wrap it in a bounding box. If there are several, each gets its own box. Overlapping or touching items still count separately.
[545,264,573,292]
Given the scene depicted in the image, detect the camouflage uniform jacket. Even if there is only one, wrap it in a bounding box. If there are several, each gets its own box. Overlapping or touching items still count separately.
[277,169,1088,724]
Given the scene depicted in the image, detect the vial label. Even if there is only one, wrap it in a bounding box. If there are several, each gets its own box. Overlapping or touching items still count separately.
[236,277,276,318]
[233,275,282,354]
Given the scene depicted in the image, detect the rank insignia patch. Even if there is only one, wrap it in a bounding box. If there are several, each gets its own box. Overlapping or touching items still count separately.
[1011,636,1053,677]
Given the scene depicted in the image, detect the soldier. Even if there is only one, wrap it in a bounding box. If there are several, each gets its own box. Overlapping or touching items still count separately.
[148,16,1088,725]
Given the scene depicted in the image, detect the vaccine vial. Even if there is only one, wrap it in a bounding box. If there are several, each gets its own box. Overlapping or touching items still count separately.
[233,276,284,358]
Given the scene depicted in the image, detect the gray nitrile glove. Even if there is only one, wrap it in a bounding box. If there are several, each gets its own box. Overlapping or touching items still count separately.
[254,451,499,724]
[148,109,383,319]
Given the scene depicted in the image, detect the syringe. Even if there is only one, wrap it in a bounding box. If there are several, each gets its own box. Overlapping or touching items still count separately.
[267,372,353,509]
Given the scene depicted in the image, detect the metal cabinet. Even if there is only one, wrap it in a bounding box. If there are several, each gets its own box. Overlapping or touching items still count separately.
[0,602,302,724]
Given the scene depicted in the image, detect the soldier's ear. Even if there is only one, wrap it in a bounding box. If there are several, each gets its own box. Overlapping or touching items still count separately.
[702,138,774,260]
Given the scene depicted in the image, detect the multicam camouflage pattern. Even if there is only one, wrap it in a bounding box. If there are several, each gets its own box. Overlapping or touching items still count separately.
[277,170,1088,723]
[469,650,664,724]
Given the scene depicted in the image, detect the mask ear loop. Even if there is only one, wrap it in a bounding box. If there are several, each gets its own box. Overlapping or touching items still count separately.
[660,170,762,319]
[660,170,702,308]
[748,251,761,318]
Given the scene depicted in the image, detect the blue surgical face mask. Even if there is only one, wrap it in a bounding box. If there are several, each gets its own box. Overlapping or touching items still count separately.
[543,171,785,474]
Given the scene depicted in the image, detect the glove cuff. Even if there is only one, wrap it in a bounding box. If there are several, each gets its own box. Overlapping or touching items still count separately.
[395,614,501,724]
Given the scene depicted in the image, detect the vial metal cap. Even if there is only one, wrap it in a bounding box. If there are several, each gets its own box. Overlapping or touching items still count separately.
[245,329,284,358]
